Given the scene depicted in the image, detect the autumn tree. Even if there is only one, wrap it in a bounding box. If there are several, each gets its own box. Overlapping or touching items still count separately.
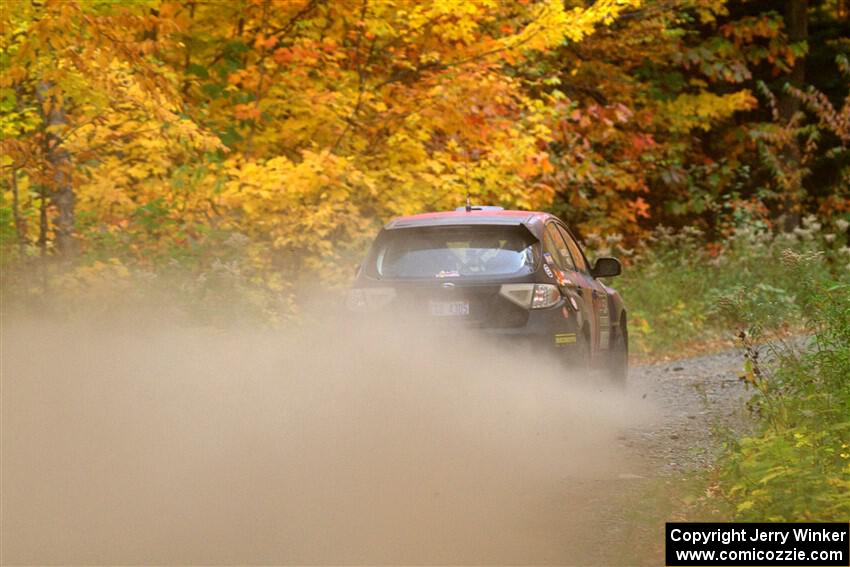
[1,0,219,260]
[1,0,847,312]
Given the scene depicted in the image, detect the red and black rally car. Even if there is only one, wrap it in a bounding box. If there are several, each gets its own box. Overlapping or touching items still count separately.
[346,206,628,383]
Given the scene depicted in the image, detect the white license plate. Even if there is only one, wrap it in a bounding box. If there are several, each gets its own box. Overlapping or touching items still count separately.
[429,300,470,317]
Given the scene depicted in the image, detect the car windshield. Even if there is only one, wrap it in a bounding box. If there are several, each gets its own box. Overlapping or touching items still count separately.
[373,226,539,279]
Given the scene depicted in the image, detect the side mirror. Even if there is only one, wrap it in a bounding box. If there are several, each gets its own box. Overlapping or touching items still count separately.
[591,257,621,278]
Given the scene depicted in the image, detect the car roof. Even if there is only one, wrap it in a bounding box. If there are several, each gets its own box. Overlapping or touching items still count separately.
[384,210,553,231]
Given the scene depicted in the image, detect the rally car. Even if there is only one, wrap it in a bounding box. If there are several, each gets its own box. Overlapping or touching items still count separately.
[346,207,628,383]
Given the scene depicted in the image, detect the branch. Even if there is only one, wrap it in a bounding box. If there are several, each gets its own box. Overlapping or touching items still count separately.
[268,0,324,39]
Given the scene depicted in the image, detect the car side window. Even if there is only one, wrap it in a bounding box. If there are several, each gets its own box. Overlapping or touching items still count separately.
[557,225,589,273]
[544,223,576,271]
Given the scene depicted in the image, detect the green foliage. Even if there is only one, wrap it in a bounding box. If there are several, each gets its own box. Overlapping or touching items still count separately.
[591,213,850,356]
[0,205,15,250]
[718,251,850,521]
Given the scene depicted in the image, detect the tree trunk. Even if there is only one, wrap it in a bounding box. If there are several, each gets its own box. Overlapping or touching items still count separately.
[181,2,195,97]
[778,0,808,231]
[36,81,76,258]
[38,183,47,257]
[10,168,27,255]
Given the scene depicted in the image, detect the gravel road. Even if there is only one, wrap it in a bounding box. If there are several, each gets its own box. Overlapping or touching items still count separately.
[3,317,757,565]
[564,347,756,565]
[625,347,753,475]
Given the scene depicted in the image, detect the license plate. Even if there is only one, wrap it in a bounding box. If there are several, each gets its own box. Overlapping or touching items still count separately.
[429,300,470,317]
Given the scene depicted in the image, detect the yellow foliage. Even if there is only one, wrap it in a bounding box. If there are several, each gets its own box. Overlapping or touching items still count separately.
[663,90,757,132]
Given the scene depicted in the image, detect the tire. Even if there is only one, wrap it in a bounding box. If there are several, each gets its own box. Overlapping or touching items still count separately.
[606,315,629,386]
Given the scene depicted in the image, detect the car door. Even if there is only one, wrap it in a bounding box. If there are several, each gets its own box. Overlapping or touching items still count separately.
[556,224,611,351]
[543,222,596,344]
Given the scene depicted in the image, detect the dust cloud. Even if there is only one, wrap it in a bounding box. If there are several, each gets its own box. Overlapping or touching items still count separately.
[2,301,655,565]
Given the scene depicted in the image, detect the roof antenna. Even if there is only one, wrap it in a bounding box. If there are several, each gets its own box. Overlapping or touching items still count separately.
[465,192,472,213]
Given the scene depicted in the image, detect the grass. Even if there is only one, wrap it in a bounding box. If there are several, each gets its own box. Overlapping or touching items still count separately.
[715,251,850,521]
[585,214,850,521]
[591,216,850,522]
[587,215,850,359]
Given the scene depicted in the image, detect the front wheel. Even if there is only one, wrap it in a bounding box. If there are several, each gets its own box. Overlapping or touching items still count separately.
[605,318,628,386]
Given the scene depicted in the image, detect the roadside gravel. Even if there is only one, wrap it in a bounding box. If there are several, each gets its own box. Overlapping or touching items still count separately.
[564,348,758,565]
[624,347,754,475]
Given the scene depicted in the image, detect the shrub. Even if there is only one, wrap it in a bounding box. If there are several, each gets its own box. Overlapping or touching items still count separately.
[718,251,850,520]
[586,214,850,357]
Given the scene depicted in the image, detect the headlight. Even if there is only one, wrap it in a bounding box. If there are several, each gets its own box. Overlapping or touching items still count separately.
[499,283,561,309]
[346,287,396,312]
